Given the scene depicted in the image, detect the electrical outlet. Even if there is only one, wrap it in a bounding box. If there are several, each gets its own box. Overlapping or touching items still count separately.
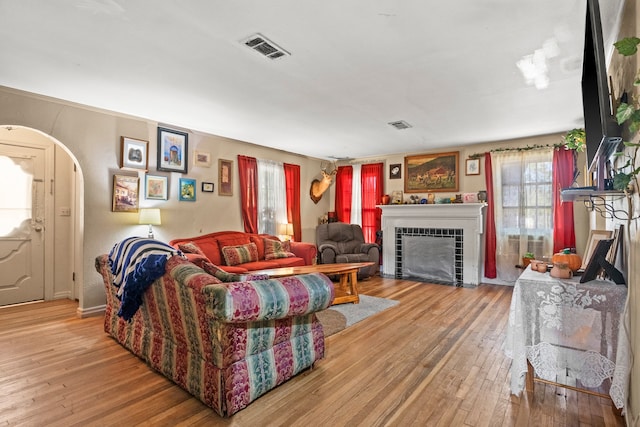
[60,207,71,216]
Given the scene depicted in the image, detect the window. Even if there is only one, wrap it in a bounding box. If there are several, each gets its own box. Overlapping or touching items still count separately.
[492,149,553,282]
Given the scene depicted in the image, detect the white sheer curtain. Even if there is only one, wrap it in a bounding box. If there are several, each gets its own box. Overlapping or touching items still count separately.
[257,159,287,236]
[491,148,554,283]
[350,163,362,225]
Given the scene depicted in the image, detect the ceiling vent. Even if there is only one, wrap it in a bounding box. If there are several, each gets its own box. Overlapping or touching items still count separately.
[243,34,290,59]
[388,120,412,130]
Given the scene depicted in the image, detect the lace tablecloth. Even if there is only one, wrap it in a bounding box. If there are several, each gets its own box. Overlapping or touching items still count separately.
[504,266,630,411]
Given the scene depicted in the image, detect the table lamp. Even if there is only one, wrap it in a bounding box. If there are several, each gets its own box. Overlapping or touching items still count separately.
[277,222,294,241]
[139,208,161,239]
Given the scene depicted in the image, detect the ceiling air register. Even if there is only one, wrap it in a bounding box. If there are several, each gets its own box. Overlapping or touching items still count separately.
[243,34,290,59]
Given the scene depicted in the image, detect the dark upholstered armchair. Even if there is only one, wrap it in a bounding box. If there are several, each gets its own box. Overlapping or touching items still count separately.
[316,222,380,279]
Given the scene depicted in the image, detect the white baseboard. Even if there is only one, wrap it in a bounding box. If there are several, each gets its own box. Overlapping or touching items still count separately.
[77,304,105,318]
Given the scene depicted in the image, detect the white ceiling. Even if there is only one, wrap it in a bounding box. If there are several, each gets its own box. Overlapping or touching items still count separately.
[0,0,625,160]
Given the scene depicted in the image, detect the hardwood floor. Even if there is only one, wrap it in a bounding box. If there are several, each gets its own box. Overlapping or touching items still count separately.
[0,277,625,426]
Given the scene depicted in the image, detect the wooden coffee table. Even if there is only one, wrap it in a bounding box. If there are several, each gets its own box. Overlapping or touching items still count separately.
[252,262,374,305]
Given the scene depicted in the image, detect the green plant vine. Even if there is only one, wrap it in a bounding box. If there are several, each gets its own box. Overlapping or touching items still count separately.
[612,36,640,191]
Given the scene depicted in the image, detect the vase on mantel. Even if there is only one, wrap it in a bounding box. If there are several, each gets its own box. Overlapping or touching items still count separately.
[381,194,390,205]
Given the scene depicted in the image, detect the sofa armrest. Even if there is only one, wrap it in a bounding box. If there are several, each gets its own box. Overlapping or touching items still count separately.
[201,273,334,322]
[360,243,380,255]
[289,241,318,265]
[318,243,338,264]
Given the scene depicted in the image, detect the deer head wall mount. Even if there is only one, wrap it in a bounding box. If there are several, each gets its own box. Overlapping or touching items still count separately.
[309,161,337,204]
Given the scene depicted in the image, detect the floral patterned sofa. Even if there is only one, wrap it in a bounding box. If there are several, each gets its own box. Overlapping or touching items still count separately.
[169,231,317,273]
[95,253,334,416]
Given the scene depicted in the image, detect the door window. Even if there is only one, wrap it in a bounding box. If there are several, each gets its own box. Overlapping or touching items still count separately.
[0,155,33,237]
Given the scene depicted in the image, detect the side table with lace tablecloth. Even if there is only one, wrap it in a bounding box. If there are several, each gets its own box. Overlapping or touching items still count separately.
[504,266,630,413]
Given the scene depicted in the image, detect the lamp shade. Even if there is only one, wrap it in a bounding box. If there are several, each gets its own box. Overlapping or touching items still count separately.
[138,208,161,225]
[285,223,294,236]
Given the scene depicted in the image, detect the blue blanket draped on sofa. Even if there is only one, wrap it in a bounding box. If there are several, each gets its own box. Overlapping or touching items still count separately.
[108,237,183,320]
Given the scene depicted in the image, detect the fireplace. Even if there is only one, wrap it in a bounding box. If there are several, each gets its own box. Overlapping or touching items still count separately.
[396,228,463,285]
[379,204,485,286]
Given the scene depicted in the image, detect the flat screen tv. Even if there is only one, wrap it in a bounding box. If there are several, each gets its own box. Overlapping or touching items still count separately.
[582,0,622,190]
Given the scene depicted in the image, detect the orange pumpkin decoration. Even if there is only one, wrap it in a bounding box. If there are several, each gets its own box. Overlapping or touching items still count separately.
[551,249,582,272]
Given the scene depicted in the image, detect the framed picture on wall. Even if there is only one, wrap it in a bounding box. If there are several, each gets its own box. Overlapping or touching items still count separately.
[120,136,148,171]
[218,159,233,196]
[194,150,212,167]
[145,175,168,200]
[389,163,401,179]
[201,181,214,193]
[179,178,196,201]
[404,151,459,193]
[465,158,480,175]
[157,127,188,173]
[112,174,140,212]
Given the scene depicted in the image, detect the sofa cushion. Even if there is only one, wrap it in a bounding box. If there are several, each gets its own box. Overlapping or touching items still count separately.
[222,242,259,266]
[250,235,266,259]
[177,241,205,255]
[202,262,267,282]
[264,238,295,260]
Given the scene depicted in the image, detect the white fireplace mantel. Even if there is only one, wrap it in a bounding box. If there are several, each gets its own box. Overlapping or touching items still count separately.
[379,203,485,286]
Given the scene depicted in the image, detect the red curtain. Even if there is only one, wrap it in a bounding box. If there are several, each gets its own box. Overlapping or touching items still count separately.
[552,149,576,252]
[237,155,258,233]
[284,163,301,241]
[335,166,353,222]
[361,163,383,243]
[484,153,497,279]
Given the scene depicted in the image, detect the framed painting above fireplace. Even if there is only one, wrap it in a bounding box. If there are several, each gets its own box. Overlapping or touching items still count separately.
[404,151,459,193]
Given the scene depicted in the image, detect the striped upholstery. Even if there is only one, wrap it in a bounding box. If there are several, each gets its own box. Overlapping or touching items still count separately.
[96,254,334,416]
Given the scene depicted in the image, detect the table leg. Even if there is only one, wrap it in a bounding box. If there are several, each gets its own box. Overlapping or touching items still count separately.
[526,360,535,393]
[331,269,360,305]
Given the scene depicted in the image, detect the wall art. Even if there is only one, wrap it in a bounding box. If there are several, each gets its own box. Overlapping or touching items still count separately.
[404,151,459,193]
[157,127,188,173]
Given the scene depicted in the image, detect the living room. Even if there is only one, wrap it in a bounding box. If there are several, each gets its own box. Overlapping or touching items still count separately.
[0,1,638,425]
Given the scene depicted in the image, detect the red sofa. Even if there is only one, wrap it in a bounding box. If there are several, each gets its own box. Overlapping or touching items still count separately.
[169,230,317,273]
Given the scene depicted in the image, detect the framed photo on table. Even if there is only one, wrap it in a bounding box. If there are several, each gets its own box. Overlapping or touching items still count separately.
[157,127,188,173]
[404,151,459,193]
[581,229,613,270]
[120,136,148,171]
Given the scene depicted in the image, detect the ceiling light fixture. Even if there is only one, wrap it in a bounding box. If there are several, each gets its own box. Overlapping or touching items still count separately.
[243,33,290,59]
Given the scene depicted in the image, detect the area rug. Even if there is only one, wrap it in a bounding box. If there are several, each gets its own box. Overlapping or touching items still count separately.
[316,295,399,336]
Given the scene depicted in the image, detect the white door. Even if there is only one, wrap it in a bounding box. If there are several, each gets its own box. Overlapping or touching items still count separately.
[0,144,46,306]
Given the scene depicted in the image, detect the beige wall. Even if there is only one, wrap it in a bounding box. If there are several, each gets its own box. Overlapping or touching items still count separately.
[0,86,330,314]
[334,135,591,259]
[608,0,639,422]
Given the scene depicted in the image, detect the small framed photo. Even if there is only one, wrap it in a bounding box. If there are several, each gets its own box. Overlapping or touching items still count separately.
[112,174,140,212]
[145,175,168,200]
[465,158,480,176]
[391,190,403,204]
[218,159,233,196]
[194,150,212,167]
[179,178,196,201]
[201,182,214,193]
[120,136,148,171]
[157,127,188,173]
[389,163,401,179]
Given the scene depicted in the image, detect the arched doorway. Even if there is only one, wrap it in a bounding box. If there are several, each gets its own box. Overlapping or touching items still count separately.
[0,125,83,307]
